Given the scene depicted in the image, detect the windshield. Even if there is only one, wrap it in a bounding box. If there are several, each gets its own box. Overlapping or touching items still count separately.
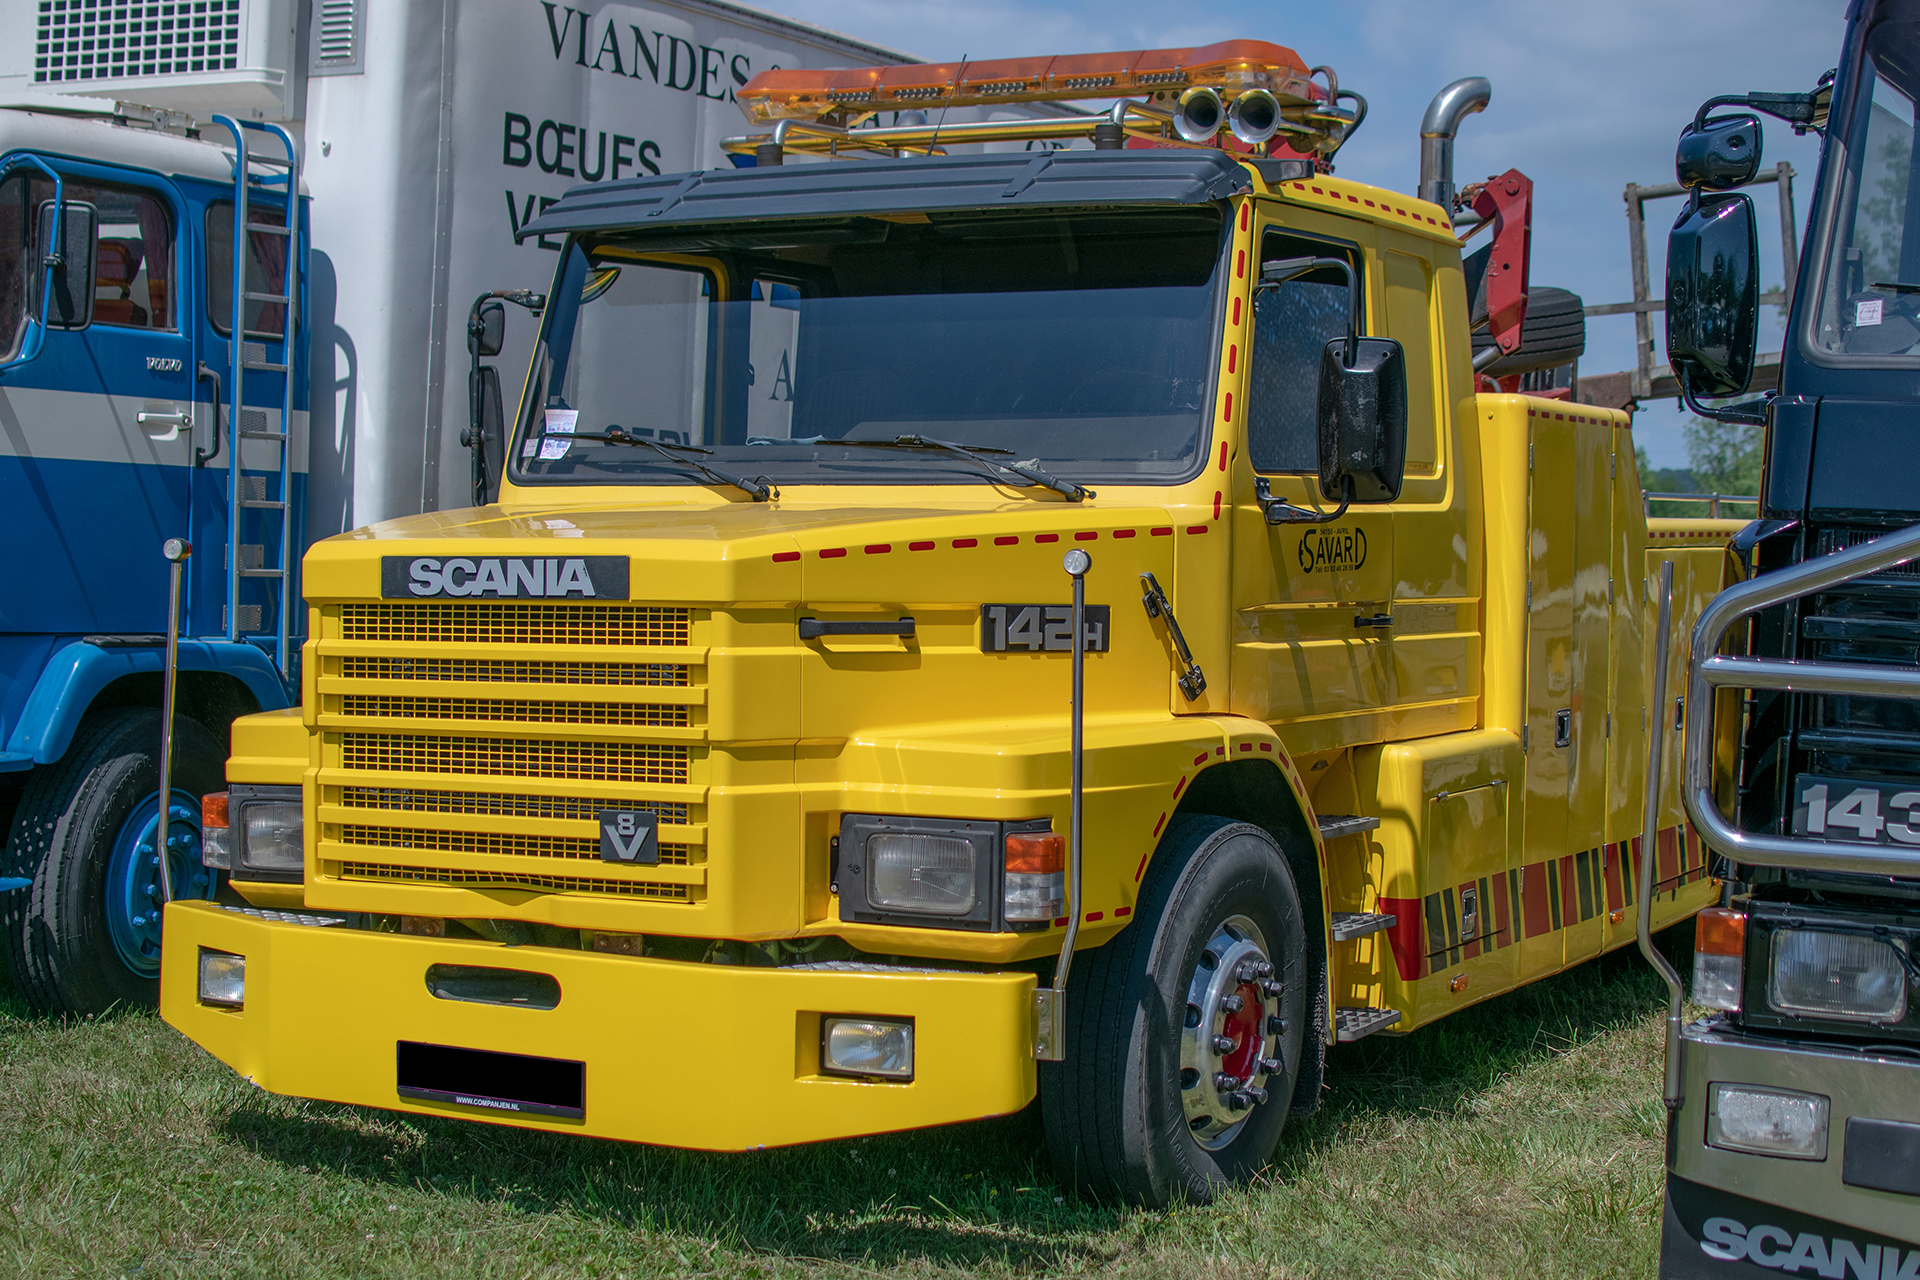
[1810,12,1920,359]
[510,207,1225,488]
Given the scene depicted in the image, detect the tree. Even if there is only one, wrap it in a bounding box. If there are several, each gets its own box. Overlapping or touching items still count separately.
[1682,416,1763,495]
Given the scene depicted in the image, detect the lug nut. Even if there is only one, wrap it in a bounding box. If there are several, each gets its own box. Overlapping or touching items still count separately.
[1259,1056,1283,1074]
[1245,1086,1269,1105]
[1253,959,1274,977]
[1213,1072,1240,1089]
[1212,1034,1238,1055]
[1261,979,1284,997]
[1266,1016,1287,1036]
[1227,1091,1251,1112]
[1221,994,1244,1013]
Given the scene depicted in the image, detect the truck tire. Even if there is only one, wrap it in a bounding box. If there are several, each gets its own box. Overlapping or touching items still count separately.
[2,708,221,1015]
[1039,814,1309,1206]
[1472,285,1586,376]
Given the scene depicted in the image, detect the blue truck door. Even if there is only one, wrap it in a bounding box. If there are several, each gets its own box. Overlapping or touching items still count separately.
[0,161,197,637]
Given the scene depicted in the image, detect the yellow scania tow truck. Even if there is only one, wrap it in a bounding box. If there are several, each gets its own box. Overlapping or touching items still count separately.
[160,41,1734,1205]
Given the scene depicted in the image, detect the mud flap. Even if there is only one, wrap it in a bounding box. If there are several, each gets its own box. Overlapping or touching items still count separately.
[1661,1175,1920,1278]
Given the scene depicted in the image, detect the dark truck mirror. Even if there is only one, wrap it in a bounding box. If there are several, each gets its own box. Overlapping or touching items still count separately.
[1254,255,1409,523]
[1667,190,1761,406]
[1316,336,1408,504]
[469,298,504,357]
[33,198,97,329]
[1676,113,1764,190]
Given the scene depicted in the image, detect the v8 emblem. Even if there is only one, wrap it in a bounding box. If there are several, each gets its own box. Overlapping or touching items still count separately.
[598,810,659,864]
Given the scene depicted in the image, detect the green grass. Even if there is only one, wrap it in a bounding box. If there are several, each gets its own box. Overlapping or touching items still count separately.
[0,929,1696,1279]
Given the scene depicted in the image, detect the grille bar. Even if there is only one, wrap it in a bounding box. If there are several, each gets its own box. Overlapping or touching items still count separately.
[334,733,690,784]
[338,603,691,646]
[332,655,692,687]
[330,695,692,728]
[320,805,703,848]
[332,824,695,867]
[329,785,691,827]
[337,861,692,900]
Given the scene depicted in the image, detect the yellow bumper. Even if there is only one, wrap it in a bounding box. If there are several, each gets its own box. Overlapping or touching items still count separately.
[160,901,1037,1149]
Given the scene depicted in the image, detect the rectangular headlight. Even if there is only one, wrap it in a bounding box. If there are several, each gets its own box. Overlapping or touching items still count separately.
[232,786,304,878]
[1708,1084,1829,1160]
[867,833,976,915]
[197,948,246,1008]
[821,1016,914,1080]
[1768,929,1908,1021]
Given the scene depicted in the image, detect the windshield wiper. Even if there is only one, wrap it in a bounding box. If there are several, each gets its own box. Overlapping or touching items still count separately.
[1874,281,1920,294]
[833,434,1094,502]
[569,428,775,501]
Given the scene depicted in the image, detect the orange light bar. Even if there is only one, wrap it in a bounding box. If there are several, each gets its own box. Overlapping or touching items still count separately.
[737,40,1319,126]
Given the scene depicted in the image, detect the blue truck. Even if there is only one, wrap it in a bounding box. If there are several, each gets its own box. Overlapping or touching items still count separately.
[0,99,305,1014]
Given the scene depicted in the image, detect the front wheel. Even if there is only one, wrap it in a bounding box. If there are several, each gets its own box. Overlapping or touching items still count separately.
[1040,815,1309,1206]
[2,708,221,1015]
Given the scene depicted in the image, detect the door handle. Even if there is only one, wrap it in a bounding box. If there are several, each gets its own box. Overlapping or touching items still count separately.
[798,617,914,639]
[1353,613,1393,629]
[137,410,191,436]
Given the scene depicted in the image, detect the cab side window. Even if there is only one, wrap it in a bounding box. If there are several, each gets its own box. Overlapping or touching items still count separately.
[0,173,174,352]
[1247,231,1360,473]
[205,200,290,336]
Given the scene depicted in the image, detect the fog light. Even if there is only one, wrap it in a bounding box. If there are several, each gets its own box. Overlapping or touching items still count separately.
[1003,830,1065,923]
[1769,929,1908,1021]
[1708,1084,1828,1159]
[239,797,303,875]
[200,792,231,870]
[197,948,246,1008]
[868,834,975,915]
[1693,907,1745,1011]
[821,1016,914,1080]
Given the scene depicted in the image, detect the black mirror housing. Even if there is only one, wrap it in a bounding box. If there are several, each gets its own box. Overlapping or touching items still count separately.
[1317,337,1407,503]
[33,198,97,329]
[1676,114,1763,190]
[470,298,505,357]
[1667,191,1760,398]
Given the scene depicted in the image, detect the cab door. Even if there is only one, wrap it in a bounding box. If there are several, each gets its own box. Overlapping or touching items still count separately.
[0,161,196,636]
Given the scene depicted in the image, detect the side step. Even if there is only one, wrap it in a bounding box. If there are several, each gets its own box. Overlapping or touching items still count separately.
[1316,814,1381,841]
[1330,911,1396,942]
[1334,1007,1403,1042]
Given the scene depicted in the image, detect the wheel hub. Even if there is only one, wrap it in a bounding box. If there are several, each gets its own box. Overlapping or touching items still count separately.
[105,791,211,978]
[1179,914,1284,1146]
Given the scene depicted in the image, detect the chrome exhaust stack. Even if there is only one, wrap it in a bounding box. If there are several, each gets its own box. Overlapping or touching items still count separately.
[1418,76,1491,211]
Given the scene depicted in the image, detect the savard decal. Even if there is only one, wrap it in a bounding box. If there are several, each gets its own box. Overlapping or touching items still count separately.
[1297,526,1368,574]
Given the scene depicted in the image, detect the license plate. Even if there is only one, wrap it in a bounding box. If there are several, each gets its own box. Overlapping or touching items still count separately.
[979,603,1111,653]
[1790,773,1920,845]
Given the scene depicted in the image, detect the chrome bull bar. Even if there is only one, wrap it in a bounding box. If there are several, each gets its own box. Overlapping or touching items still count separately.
[1682,519,1920,877]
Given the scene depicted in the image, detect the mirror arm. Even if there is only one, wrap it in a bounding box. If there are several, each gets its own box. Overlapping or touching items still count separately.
[1679,369,1770,427]
[1256,475,1354,525]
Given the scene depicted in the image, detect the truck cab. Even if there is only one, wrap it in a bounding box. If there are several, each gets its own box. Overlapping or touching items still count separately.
[158,41,1730,1207]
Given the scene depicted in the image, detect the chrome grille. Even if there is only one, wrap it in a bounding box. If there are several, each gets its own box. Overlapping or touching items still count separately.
[338,602,689,645]
[336,733,689,784]
[335,695,689,728]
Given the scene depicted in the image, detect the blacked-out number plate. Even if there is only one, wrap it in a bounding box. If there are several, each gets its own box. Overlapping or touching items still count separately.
[1791,773,1920,845]
[980,604,1111,654]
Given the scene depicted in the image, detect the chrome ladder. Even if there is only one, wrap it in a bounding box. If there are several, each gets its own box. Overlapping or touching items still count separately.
[211,115,301,680]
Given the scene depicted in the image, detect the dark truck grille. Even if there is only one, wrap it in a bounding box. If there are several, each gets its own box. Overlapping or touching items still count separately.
[1793,529,1920,789]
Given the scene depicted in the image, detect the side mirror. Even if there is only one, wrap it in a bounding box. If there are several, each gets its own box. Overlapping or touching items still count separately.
[468,365,505,506]
[33,198,97,329]
[1317,337,1408,503]
[469,298,504,358]
[1676,114,1764,190]
[1667,191,1760,399]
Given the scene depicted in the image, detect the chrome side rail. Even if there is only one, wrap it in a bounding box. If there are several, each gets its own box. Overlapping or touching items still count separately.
[1683,520,1920,876]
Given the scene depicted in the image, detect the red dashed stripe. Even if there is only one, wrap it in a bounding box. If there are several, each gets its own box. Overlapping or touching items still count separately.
[1084,911,1103,922]
[1186,525,1209,535]
[995,535,1018,546]
[1218,442,1229,471]
[865,544,890,554]
[773,551,800,563]
[1151,526,1172,537]
[1115,906,1131,918]
[953,538,977,548]
[1075,530,1097,541]
[1035,533,1059,543]
[820,548,845,559]
[909,541,934,551]
[1114,528,1136,539]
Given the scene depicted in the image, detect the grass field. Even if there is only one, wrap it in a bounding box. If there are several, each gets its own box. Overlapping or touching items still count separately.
[0,927,1696,1280]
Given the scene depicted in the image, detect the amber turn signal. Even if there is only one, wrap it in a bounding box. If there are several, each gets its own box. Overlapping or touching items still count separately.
[1004,831,1065,875]
[1696,907,1746,956]
[201,791,229,830]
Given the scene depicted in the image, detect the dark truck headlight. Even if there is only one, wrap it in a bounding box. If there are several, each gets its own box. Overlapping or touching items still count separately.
[836,814,1056,932]
[222,785,305,882]
[1768,929,1908,1022]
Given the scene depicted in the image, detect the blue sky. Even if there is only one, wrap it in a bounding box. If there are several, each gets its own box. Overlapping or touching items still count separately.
[767,0,1845,466]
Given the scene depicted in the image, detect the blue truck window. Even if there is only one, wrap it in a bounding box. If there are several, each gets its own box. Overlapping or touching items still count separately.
[204,199,287,337]
[0,173,174,354]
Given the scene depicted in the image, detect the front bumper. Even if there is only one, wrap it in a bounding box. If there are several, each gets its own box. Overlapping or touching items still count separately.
[1660,1018,1920,1277]
[160,901,1037,1150]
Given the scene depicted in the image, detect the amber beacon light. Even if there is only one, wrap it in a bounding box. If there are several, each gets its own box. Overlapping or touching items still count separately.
[726,41,1361,163]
